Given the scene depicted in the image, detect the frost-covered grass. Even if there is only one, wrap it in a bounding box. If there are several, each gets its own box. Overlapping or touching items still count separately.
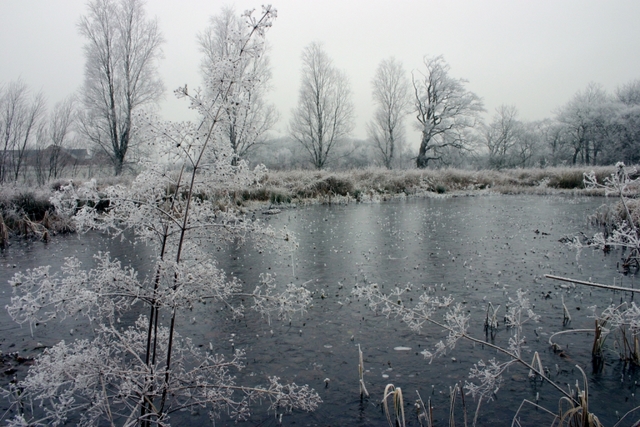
[0,175,135,239]
[257,165,620,203]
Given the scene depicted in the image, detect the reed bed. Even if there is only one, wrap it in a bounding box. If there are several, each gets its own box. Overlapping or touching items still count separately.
[0,185,74,244]
[258,165,619,204]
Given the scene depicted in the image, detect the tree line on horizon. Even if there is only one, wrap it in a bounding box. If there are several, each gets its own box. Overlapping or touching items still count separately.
[1,0,639,185]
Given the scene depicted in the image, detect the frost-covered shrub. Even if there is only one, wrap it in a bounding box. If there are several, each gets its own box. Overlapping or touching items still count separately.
[579,162,640,271]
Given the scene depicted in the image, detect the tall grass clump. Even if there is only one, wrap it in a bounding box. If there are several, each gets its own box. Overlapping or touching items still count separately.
[0,188,74,241]
[2,8,320,426]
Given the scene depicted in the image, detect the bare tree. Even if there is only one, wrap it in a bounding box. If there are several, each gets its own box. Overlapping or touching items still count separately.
[616,79,640,106]
[412,55,484,168]
[48,96,78,180]
[555,82,617,165]
[198,7,278,163]
[290,42,354,169]
[537,119,569,166]
[615,80,640,164]
[484,105,521,169]
[0,79,46,183]
[514,121,545,168]
[368,58,411,169]
[31,97,78,185]
[78,0,164,176]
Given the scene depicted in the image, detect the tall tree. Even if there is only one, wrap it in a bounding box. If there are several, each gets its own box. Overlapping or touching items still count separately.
[290,42,354,169]
[198,6,278,163]
[368,57,411,169]
[513,121,544,168]
[78,0,164,175]
[0,79,46,183]
[538,119,571,166]
[614,80,640,164]
[555,83,618,165]
[34,96,76,183]
[616,80,640,106]
[412,55,483,168]
[484,105,521,169]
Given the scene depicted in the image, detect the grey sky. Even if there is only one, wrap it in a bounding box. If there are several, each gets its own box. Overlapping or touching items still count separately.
[2,0,640,148]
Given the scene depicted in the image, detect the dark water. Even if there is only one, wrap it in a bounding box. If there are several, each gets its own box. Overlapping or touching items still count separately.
[1,195,638,426]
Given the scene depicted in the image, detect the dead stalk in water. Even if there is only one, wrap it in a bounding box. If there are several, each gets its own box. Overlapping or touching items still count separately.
[529,351,544,380]
[416,390,433,427]
[383,384,405,427]
[562,295,571,325]
[358,344,369,398]
[511,399,559,427]
[558,366,603,427]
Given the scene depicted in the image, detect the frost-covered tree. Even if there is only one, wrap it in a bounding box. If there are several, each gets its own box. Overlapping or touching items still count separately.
[412,55,484,168]
[4,7,320,426]
[77,0,164,176]
[290,42,354,169]
[0,79,46,183]
[198,6,278,163]
[484,105,521,170]
[614,80,640,165]
[33,96,78,184]
[555,82,619,166]
[484,106,546,169]
[368,57,411,169]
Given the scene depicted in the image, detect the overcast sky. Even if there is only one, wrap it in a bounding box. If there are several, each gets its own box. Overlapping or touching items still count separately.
[2,0,640,147]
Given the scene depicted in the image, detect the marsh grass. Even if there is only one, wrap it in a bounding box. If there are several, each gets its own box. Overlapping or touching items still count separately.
[0,188,73,241]
[484,302,500,333]
[416,391,433,427]
[558,367,603,427]
[0,177,135,241]
[253,165,619,204]
[510,367,605,427]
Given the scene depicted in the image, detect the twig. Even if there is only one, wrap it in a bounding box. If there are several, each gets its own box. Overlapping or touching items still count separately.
[545,274,640,294]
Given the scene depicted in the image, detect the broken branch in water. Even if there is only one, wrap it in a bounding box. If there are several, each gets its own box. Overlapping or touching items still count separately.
[544,274,639,294]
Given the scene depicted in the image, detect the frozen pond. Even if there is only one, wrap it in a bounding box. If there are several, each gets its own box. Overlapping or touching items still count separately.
[1,195,638,426]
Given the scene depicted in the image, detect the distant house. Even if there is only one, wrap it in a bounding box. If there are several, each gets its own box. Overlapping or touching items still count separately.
[1,146,91,167]
[40,146,90,164]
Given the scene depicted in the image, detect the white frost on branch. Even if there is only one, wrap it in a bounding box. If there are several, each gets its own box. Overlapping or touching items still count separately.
[578,162,640,270]
[352,283,539,405]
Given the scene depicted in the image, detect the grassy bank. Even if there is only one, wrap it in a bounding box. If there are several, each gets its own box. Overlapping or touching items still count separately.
[0,165,626,242]
[252,165,619,203]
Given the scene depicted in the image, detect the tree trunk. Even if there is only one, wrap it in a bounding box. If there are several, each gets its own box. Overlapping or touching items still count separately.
[416,133,430,168]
